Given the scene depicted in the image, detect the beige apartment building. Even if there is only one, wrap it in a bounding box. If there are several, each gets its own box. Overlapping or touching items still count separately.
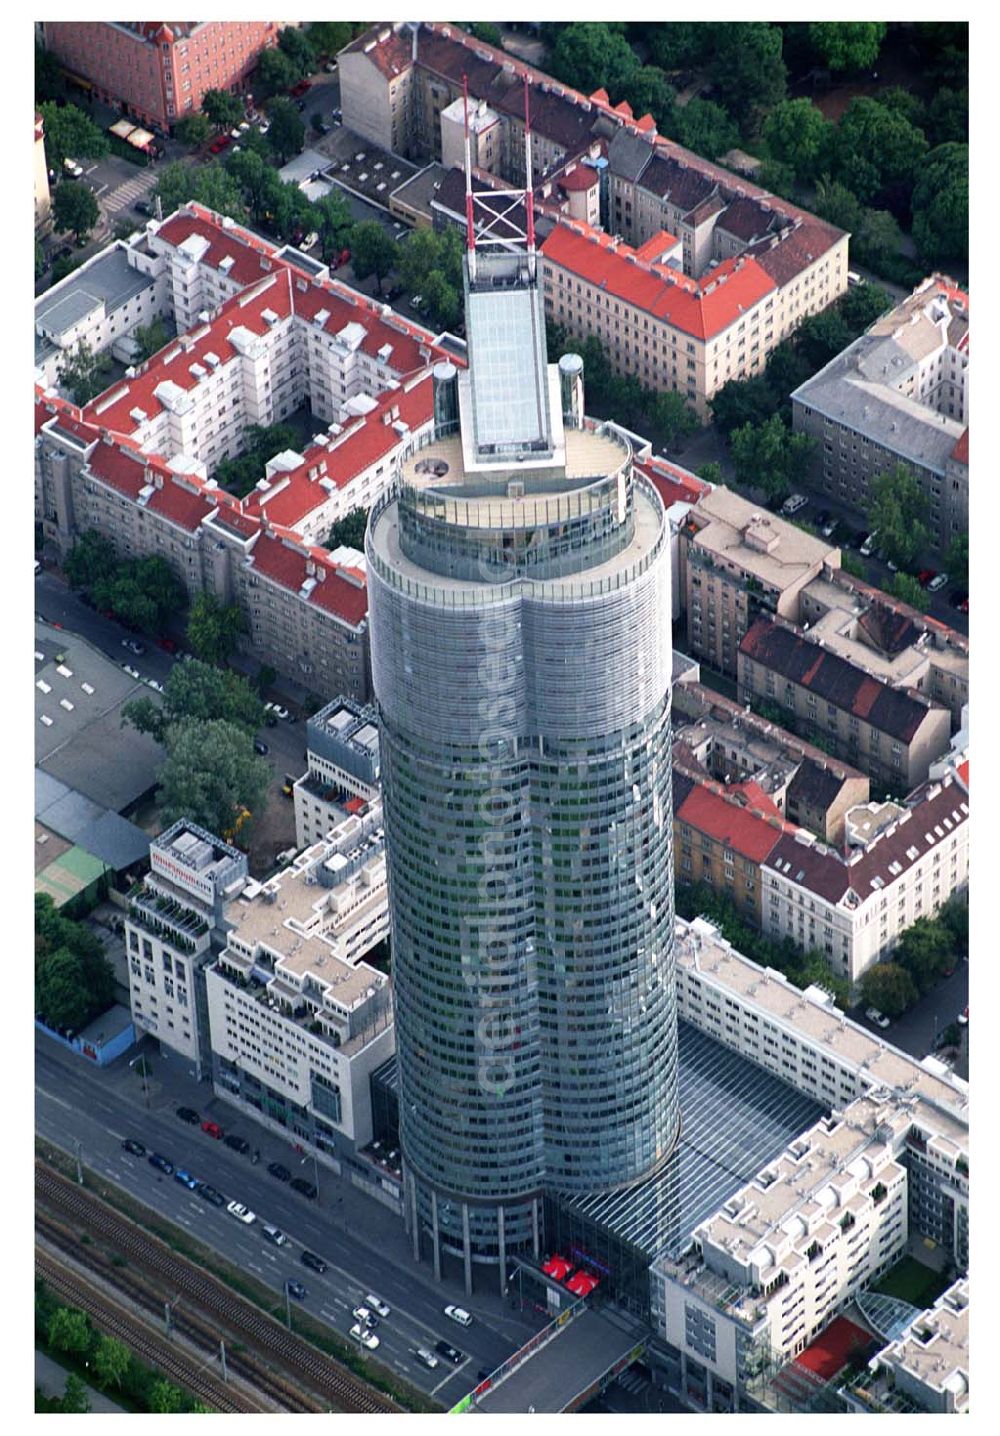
[874,1278,969,1414]
[761,775,969,987]
[679,488,840,675]
[791,275,969,552]
[739,617,952,793]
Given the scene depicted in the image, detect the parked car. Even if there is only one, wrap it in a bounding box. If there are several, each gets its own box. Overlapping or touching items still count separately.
[63,157,84,178]
[174,1168,199,1190]
[820,516,837,538]
[916,568,936,587]
[351,1323,380,1350]
[353,1306,378,1329]
[148,1153,174,1175]
[301,1250,328,1274]
[865,1007,891,1030]
[268,703,290,721]
[253,739,269,756]
[859,531,878,557]
[176,1106,201,1124]
[121,1138,146,1157]
[301,231,320,249]
[267,1162,291,1182]
[201,1120,224,1139]
[286,1279,308,1300]
[927,573,949,593]
[337,247,351,268]
[435,1340,464,1365]
[324,60,338,73]
[780,493,808,517]
[290,79,310,96]
[122,638,146,655]
[196,1183,226,1208]
[122,663,141,679]
[135,199,154,217]
[226,1202,256,1224]
[957,1006,969,1026]
[224,1134,251,1154]
[414,1347,439,1369]
[146,678,164,693]
[445,1304,473,1327]
[290,1177,318,1200]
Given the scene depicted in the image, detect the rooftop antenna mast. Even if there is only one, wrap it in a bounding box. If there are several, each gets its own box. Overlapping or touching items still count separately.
[462,73,477,282]
[523,74,536,277]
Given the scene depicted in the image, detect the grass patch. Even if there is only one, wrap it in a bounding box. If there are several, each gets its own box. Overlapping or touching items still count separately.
[35,1140,440,1413]
[871,1255,952,1310]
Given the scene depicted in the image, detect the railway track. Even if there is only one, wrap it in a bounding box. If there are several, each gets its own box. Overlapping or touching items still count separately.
[36,1246,261,1413]
[36,1160,399,1414]
[37,1212,320,1413]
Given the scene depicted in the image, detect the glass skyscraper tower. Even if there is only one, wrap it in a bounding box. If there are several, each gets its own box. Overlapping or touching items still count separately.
[366,103,679,1290]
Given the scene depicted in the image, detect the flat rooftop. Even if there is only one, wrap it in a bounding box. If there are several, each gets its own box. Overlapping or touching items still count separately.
[561,1020,826,1264]
[882,1278,969,1411]
[687,486,837,589]
[35,246,156,360]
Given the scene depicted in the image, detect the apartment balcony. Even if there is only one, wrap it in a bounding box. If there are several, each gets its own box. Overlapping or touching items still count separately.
[128,891,210,955]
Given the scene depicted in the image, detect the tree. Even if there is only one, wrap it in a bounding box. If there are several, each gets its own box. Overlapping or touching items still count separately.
[35,895,116,1031]
[421,269,461,330]
[763,99,832,182]
[938,895,968,957]
[327,507,369,550]
[349,221,398,294]
[313,190,353,260]
[278,24,316,74]
[52,181,99,242]
[889,572,928,612]
[794,308,853,371]
[35,240,46,280]
[174,113,211,147]
[813,174,863,234]
[93,1335,131,1391]
[39,101,108,170]
[148,1380,185,1415]
[267,96,306,163]
[834,98,927,202]
[202,88,244,132]
[645,22,713,72]
[60,1374,91,1415]
[841,550,865,578]
[730,414,795,501]
[697,462,724,487]
[628,68,677,131]
[866,463,930,568]
[132,317,169,362]
[225,148,273,222]
[397,227,445,293]
[51,253,84,285]
[853,207,903,269]
[911,143,968,266]
[879,86,925,130]
[185,592,245,668]
[65,530,118,593]
[549,22,640,100]
[895,918,952,996]
[675,99,739,162]
[805,22,886,73]
[215,420,298,497]
[709,23,787,137]
[156,719,270,840]
[859,962,918,1018]
[307,22,356,58]
[755,159,796,201]
[256,47,300,98]
[946,533,968,589]
[57,339,111,405]
[467,21,503,48]
[710,375,777,437]
[36,946,99,1031]
[651,390,698,449]
[48,1306,92,1357]
[132,555,186,630]
[154,160,246,224]
[123,658,262,742]
[925,88,968,148]
[35,42,64,103]
[838,281,892,332]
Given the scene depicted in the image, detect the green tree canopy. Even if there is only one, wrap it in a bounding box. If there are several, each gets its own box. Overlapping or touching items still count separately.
[35,42,64,103]
[65,530,118,592]
[59,1374,91,1415]
[925,87,968,148]
[313,190,353,260]
[813,174,863,233]
[57,338,111,406]
[307,22,357,58]
[697,462,724,486]
[123,657,261,743]
[132,317,169,362]
[710,23,787,137]
[911,143,968,267]
[937,895,968,956]
[148,1380,185,1415]
[421,269,461,331]
[266,96,306,164]
[866,463,930,568]
[173,113,212,147]
[946,533,968,590]
[549,22,640,99]
[675,98,739,161]
[154,160,247,223]
[838,281,893,332]
[889,572,929,612]
[834,98,928,201]
[651,389,699,449]
[644,22,713,72]
[805,22,886,72]
[859,962,918,1018]
[93,1335,131,1390]
[155,719,270,840]
[327,507,369,550]
[202,88,245,131]
[627,68,677,131]
[730,414,797,500]
[52,180,99,242]
[225,148,274,222]
[185,593,246,668]
[853,207,903,269]
[794,307,854,371]
[214,421,298,498]
[710,375,777,437]
[763,98,833,182]
[39,101,108,170]
[256,47,300,98]
[895,917,952,996]
[277,24,316,73]
[349,221,398,294]
[47,1306,92,1357]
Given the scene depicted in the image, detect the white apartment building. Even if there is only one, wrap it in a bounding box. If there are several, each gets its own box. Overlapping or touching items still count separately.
[206,823,392,1161]
[653,1094,909,1392]
[761,775,969,987]
[873,1276,969,1414]
[650,916,969,1408]
[126,820,248,1078]
[294,695,381,848]
[34,237,170,390]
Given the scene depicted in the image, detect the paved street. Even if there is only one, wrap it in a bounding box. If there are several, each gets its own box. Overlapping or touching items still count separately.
[849,958,969,1067]
[35,1036,543,1406]
[35,1350,126,1414]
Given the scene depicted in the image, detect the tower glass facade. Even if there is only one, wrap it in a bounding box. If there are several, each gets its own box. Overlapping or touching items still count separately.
[366,237,679,1269]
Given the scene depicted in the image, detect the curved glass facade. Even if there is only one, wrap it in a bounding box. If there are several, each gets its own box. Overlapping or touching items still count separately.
[368,438,680,1265]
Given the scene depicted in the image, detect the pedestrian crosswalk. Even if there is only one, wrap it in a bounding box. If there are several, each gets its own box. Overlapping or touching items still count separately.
[616,1367,646,1396]
[101,171,158,216]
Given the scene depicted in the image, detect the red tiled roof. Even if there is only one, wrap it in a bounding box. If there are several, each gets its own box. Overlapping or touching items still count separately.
[559,164,598,193]
[245,532,368,628]
[308,567,368,626]
[957,759,969,789]
[635,456,709,511]
[540,223,776,340]
[951,428,968,464]
[147,476,215,532]
[86,439,150,499]
[677,782,788,863]
[634,229,680,262]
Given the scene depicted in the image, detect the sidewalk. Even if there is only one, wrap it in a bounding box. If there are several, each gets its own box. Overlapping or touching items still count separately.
[35,1350,126,1414]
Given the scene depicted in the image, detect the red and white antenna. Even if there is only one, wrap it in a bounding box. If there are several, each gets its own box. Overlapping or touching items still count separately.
[523,74,536,270]
[462,73,477,278]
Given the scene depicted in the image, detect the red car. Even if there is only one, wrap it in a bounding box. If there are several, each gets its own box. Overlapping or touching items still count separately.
[337,247,351,268]
[209,134,230,154]
[157,636,178,653]
[916,568,936,588]
[201,1120,224,1140]
[290,79,310,96]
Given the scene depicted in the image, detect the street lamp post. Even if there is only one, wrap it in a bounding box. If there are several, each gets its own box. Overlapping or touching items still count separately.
[130,1053,150,1108]
[300,1147,321,1201]
[73,1139,83,1185]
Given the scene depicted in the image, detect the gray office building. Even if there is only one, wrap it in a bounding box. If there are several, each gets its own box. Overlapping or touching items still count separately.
[367,200,679,1289]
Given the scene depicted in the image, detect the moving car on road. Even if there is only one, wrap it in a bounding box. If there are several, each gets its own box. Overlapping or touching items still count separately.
[148,1153,174,1175]
[445,1304,473,1327]
[121,1138,145,1157]
[201,1120,224,1139]
[352,1306,378,1329]
[197,1183,226,1207]
[226,1201,256,1224]
[301,1250,328,1274]
[261,1223,290,1247]
[174,1168,199,1189]
[365,1294,391,1318]
[435,1340,464,1365]
[286,1279,308,1300]
[414,1347,439,1369]
[176,1106,201,1125]
[351,1323,380,1350]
